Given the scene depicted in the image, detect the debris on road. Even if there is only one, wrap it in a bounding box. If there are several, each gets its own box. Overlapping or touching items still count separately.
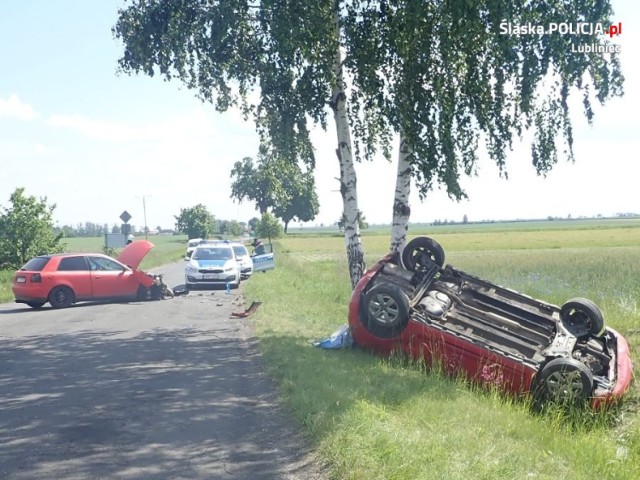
[231,301,262,318]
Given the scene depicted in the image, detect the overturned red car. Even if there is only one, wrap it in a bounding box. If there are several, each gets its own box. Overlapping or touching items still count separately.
[12,240,158,309]
[348,237,633,409]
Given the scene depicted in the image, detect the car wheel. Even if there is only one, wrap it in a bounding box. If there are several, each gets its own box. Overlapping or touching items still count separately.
[361,283,410,339]
[401,237,445,272]
[48,286,74,309]
[26,301,45,309]
[537,357,594,405]
[560,298,605,338]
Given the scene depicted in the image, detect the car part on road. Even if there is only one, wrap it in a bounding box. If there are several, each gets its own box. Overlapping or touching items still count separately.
[230,301,262,318]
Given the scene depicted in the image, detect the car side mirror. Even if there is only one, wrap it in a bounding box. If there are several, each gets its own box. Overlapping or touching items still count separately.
[184,256,190,261]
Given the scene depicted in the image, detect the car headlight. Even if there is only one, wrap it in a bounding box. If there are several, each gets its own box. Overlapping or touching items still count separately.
[186,265,197,273]
[224,267,235,272]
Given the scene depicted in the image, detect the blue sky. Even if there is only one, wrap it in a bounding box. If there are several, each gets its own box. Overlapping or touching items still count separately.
[0,1,638,232]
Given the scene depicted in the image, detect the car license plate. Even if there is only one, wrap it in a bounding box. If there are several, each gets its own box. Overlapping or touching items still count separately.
[16,276,26,283]
[203,274,217,280]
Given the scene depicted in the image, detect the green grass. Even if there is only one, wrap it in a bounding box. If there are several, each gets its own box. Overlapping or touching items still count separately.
[60,234,189,269]
[2,223,639,479]
[243,227,640,480]
[0,234,188,303]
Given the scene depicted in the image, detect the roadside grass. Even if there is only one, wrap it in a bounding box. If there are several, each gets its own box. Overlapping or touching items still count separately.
[0,270,14,303]
[0,235,188,303]
[244,230,640,480]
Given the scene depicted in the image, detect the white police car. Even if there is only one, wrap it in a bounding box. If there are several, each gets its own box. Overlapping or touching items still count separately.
[186,238,203,258]
[184,243,241,289]
[229,242,254,279]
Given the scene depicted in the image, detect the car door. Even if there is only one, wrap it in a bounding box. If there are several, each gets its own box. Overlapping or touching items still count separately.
[251,243,275,272]
[87,256,138,298]
[55,256,93,299]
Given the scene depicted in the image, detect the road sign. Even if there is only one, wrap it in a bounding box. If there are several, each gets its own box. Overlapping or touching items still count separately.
[120,210,132,223]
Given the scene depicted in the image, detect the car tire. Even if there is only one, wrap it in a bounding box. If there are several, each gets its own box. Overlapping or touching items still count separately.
[537,357,594,405]
[48,286,74,309]
[26,301,45,309]
[401,237,446,272]
[361,283,410,339]
[560,298,605,338]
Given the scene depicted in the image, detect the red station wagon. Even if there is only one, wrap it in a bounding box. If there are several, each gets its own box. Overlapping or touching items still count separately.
[12,240,157,309]
[349,237,633,410]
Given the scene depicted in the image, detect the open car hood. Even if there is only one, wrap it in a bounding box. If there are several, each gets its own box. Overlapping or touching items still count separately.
[116,240,154,270]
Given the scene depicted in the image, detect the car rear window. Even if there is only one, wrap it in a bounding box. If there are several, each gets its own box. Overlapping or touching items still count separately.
[21,256,51,271]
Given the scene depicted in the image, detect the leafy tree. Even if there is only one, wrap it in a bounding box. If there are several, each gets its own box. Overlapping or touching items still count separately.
[272,168,319,234]
[174,204,215,240]
[247,217,259,233]
[343,1,623,252]
[256,212,283,242]
[232,146,320,233]
[113,0,366,288]
[230,150,288,214]
[217,219,243,237]
[0,188,64,269]
[226,220,244,237]
[113,0,621,287]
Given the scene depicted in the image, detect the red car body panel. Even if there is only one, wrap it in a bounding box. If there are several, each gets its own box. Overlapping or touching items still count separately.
[12,241,155,307]
[116,239,154,270]
[348,250,633,410]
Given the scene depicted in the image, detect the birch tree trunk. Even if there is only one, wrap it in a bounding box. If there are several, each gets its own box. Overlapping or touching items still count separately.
[329,14,365,288]
[389,133,412,253]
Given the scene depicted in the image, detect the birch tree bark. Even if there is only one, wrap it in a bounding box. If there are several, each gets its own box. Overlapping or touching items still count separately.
[330,14,365,288]
[389,133,412,253]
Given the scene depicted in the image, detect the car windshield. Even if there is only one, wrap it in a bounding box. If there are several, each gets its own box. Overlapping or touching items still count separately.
[193,247,233,260]
[21,256,51,271]
[232,245,248,257]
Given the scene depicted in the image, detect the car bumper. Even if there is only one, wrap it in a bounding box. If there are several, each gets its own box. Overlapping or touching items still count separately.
[590,327,633,409]
[12,284,49,303]
[186,274,238,285]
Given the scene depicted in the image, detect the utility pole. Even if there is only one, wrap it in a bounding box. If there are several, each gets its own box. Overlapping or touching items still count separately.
[142,195,148,239]
[136,194,151,239]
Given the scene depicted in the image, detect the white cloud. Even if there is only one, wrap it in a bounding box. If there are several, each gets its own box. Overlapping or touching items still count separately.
[0,94,39,121]
[45,108,234,144]
[46,114,135,141]
[34,143,53,155]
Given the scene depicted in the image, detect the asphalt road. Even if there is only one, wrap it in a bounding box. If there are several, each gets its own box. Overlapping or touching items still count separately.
[0,261,326,479]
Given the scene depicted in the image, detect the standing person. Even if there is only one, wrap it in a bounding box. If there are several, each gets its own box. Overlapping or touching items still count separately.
[252,238,265,255]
